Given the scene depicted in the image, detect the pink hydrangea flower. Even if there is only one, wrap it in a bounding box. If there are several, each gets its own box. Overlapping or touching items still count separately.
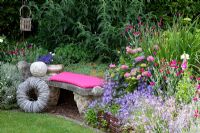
[109,64,116,68]
[121,65,129,70]
[147,56,154,62]
[124,72,131,78]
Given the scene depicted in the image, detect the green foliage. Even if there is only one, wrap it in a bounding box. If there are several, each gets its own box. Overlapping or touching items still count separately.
[0,62,22,109]
[84,108,98,127]
[53,44,92,65]
[145,0,200,24]
[109,104,120,115]
[0,0,21,40]
[175,70,196,103]
[30,0,144,62]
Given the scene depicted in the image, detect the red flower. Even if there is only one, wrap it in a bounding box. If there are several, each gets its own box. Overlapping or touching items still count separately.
[133,32,141,37]
[140,68,145,73]
[125,25,133,32]
[166,70,170,74]
[197,77,200,81]
[154,63,159,67]
[176,70,183,76]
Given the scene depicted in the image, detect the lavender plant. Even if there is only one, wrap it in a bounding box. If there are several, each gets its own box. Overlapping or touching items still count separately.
[0,62,22,109]
[37,52,54,64]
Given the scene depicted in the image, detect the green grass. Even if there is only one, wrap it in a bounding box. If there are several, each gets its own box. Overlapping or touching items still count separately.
[0,111,95,133]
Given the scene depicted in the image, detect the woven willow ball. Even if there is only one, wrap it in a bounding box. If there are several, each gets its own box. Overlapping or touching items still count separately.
[30,61,47,77]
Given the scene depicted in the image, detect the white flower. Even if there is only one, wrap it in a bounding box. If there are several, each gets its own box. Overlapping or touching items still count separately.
[0,38,3,43]
[181,53,189,60]
[52,53,55,56]
[7,95,12,99]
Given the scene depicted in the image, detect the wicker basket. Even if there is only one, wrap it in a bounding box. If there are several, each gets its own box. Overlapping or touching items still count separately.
[20,5,32,31]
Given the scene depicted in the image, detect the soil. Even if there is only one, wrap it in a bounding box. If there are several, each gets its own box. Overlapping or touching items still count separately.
[46,89,83,122]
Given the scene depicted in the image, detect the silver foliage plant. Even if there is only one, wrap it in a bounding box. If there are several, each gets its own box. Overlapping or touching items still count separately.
[0,62,22,109]
[17,77,49,113]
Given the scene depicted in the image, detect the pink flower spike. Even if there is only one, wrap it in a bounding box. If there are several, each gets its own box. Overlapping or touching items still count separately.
[150,82,155,86]
[109,64,116,68]
[124,72,131,78]
[147,56,154,62]
[181,59,187,70]
[121,65,129,70]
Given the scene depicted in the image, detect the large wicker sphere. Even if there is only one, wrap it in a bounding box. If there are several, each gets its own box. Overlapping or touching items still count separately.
[30,62,47,77]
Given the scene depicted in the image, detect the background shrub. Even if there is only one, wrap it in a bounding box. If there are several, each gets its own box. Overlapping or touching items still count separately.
[29,0,144,62]
[145,0,200,24]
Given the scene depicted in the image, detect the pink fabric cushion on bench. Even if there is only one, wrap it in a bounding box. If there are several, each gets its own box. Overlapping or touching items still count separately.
[49,72,104,89]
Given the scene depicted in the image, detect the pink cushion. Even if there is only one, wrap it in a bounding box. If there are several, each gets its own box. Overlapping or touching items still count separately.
[49,72,104,89]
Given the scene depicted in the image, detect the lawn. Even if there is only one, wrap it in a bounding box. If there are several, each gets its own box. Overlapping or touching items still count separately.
[0,111,95,133]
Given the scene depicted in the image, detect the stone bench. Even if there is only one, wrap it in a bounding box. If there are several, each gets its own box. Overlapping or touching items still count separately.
[17,61,104,114]
[41,73,104,114]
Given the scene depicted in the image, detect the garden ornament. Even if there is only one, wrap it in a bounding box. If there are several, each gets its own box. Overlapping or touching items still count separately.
[20,5,32,31]
[30,61,47,77]
[17,77,49,112]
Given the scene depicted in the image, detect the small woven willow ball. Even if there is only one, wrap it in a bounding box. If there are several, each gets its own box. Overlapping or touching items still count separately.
[30,61,47,77]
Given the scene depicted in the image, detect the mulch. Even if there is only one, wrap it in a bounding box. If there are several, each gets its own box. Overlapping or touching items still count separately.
[46,89,84,122]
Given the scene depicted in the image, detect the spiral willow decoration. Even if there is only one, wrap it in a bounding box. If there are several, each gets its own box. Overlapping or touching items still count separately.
[17,77,49,112]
